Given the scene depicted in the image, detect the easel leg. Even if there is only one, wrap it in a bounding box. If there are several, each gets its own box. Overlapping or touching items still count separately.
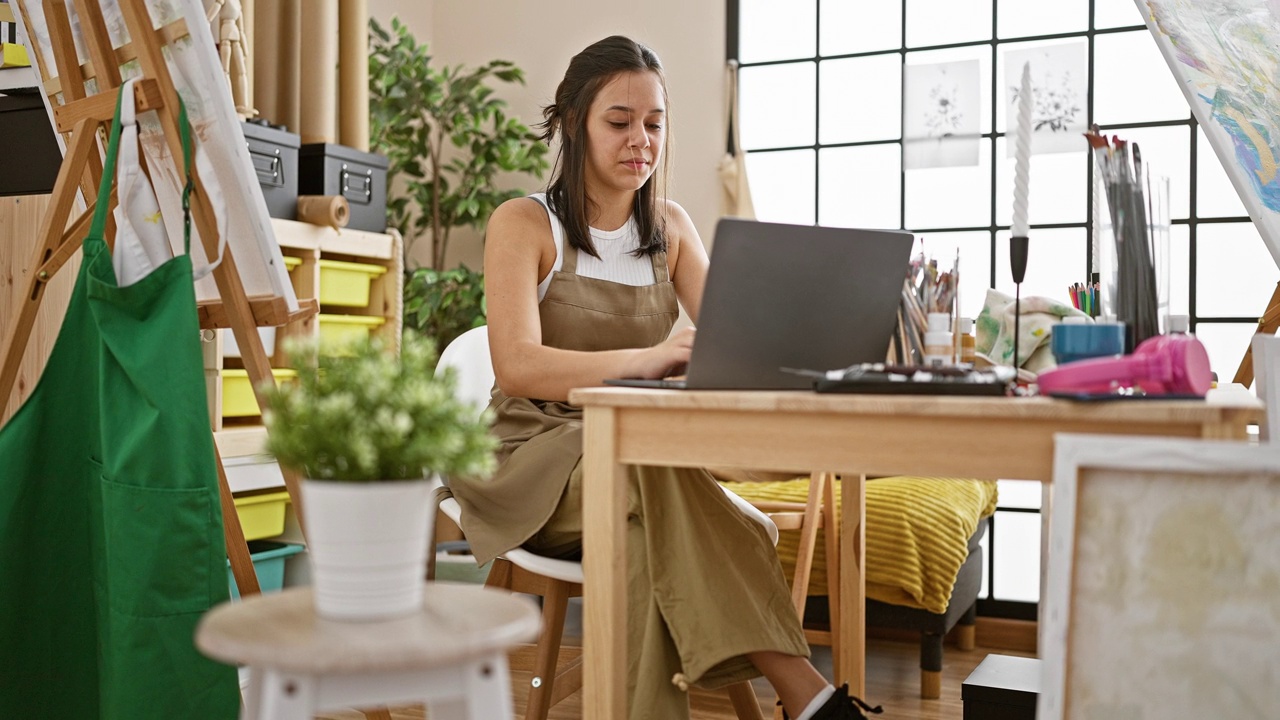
[218,443,261,597]
[1233,281,1280,387]
[0,119,100,415]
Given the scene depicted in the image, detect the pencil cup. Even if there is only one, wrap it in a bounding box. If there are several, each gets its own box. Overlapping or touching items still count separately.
[1050,321,1126,366]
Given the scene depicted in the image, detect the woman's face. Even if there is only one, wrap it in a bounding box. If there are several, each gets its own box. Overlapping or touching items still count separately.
[583,70,667,198]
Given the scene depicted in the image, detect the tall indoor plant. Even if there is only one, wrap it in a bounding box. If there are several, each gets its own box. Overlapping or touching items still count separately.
[369,19,548,350]
[261,333,496,620]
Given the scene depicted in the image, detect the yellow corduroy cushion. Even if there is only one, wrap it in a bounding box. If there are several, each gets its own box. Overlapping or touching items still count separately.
[721,476,998,615]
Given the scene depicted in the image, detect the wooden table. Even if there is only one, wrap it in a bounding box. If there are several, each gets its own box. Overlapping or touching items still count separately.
[567,387,1263,719]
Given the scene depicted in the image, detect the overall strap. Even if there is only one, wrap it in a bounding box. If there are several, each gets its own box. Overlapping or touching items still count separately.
[649,247,670,283]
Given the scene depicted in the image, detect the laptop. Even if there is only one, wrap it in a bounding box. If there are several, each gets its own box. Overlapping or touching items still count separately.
[604,218,914,390]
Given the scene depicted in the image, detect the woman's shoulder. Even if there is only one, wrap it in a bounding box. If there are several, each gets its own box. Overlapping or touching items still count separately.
[658,197,692,223]
[490,195,551,231]
[658,198,697,246]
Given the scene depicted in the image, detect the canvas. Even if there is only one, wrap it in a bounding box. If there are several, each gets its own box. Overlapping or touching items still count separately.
[1041,433,1280,720]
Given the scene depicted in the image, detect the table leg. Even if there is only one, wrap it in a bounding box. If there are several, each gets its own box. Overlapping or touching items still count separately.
[837,473,867,698]
[582,406,629,719]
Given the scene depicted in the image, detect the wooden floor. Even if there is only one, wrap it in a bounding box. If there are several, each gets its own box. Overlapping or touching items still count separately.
[316,638,1035,720]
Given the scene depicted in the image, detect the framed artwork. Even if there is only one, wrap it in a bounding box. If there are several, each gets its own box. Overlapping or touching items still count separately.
[904,59,981,170]
[1138,0,1280,272]
[1041,433,1280,720]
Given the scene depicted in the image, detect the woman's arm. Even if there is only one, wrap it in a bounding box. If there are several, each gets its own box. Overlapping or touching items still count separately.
[484,198,693,401]
[664,199,710,323]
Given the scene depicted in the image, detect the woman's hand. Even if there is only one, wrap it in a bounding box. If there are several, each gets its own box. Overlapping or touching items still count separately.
[624,326,696,379]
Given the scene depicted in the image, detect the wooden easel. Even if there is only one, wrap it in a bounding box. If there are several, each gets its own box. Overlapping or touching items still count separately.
[1233,282,1280,387]
[0,0,317,598]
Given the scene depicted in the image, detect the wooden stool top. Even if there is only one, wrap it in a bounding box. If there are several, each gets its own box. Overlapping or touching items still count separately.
[196,582,541,674]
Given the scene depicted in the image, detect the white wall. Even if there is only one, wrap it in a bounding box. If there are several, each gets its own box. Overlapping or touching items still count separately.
[367,0,434,49]
[369,0,727,271]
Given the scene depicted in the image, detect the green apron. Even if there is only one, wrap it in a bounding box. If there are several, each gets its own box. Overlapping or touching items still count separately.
[0,89,239,718]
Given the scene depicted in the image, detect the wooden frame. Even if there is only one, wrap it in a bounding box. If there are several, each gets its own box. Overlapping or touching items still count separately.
[1041,434,1280,720]
[1251,333,1280,442]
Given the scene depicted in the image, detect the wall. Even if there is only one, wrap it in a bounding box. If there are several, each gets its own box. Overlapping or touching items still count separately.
[369,0,727,271]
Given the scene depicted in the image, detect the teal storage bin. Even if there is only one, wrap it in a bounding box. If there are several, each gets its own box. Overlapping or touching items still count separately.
[227,540,305,600]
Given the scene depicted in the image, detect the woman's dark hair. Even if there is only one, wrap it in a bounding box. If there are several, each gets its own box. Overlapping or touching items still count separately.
[537,36,670,259]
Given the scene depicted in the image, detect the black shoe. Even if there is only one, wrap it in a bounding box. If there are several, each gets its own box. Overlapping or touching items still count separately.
[779,684,884,720]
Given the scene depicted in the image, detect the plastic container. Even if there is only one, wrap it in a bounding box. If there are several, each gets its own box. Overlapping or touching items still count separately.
[1050,321,1126,365]
[318,314,386,353]
[318,259,387,307]
[222,326,279,359]
[923,313,953,367]
[221,368,298,417]
[227,540,305,599]
[231,491,292,541]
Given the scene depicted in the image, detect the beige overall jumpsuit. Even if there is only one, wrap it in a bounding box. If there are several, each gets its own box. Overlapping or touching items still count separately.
[449,200,809,719]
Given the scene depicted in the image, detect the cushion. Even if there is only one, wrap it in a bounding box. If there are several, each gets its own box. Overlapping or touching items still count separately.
[720,476,998,615]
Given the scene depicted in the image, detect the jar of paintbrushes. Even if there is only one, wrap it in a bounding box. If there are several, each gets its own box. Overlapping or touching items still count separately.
[1086,126,1172,353]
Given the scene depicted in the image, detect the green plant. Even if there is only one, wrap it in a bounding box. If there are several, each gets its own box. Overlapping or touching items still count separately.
[260,333,496,482]
[369,17,549,271]
[404,264,487,355]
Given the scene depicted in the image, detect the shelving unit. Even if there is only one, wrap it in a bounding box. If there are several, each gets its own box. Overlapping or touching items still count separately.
[210,218,403,495]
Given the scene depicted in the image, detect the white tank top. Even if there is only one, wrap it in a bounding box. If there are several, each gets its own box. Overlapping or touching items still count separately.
[531,193,656,303]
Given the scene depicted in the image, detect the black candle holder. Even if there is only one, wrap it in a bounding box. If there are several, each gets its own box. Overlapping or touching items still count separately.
[1010,235,1029,371]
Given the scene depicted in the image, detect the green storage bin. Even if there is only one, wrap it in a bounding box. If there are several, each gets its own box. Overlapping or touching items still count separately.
[227,540,305,600]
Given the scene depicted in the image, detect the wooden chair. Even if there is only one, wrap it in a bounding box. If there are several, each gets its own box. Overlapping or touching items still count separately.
[429,326,768,720]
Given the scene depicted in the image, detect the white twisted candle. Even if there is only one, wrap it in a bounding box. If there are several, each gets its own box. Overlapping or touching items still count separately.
[1011,61,1033,238]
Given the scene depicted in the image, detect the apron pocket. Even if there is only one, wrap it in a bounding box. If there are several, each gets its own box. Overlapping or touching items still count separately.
[100,478,216,617]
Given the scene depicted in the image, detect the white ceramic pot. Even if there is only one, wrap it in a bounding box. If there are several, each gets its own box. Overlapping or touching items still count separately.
[302,478,435,621]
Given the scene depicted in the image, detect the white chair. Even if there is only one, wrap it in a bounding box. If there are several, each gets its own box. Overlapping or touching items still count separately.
[431,326,774,720]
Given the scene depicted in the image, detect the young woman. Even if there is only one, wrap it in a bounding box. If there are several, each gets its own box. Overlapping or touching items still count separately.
[448,36,879,720]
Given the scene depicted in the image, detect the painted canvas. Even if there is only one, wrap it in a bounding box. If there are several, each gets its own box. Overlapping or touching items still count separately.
[12,0,296,309]
[1138,0,1280,270]
[1041,434,1280,720]
[904,59,981,170]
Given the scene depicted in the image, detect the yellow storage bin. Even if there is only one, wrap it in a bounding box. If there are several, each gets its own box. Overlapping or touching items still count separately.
[232,491,291,541]
[282,256,302,272]
[221,368,297,418]
[318,259,387,307]
[318,314,386,353]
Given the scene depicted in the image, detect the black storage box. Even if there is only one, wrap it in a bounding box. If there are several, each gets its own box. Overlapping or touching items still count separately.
[241,120,300,220]
[298,143,388,233]
[0,93,61,197]
[962,654,1039,720]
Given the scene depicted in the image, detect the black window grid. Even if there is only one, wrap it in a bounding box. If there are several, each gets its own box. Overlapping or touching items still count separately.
[727,0,1262,619]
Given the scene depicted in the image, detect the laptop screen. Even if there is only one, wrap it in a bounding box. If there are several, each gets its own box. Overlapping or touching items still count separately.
[682,219,914,390]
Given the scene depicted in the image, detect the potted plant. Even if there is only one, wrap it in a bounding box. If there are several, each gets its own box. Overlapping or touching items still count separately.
[368,17,548,350]
[260,332,496,621]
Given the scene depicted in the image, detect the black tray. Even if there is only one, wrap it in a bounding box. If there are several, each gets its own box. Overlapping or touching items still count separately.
[814,377,1010,396]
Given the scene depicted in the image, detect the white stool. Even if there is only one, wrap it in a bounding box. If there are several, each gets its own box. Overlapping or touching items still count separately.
[196,583,541,720]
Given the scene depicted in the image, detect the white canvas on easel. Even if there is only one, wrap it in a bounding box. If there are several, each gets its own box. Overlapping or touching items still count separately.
[12,0,296,310]
[1136,0,1280,273]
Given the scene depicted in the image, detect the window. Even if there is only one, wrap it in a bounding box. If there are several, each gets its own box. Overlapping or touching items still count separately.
[731,0,1274,615]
